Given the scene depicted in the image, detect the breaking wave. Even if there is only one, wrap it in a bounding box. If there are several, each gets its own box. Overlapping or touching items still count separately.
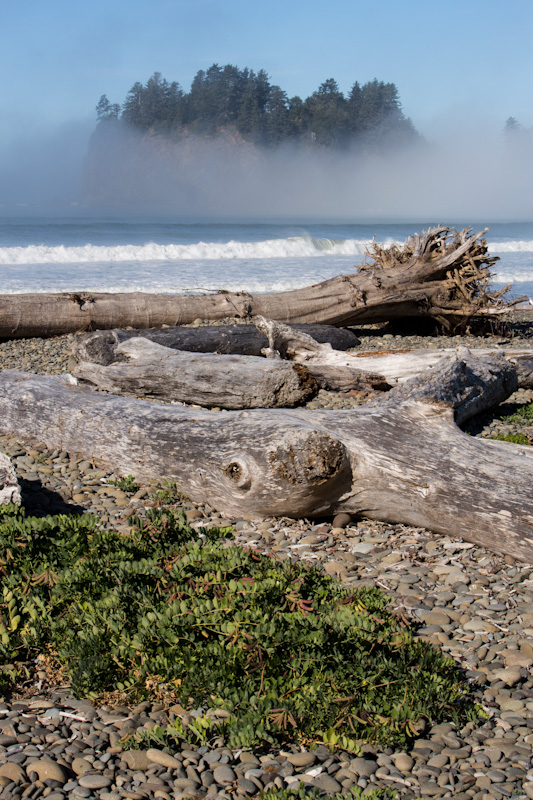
[488,240,533,253]
[0,236,383,266]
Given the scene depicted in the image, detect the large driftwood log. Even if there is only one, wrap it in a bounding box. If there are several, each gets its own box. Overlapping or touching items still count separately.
[0,227,523,339]
[72,338,319,409]
[71,324,360,366]
[72,338,388,402]
[254,317,533,389]
[1,352,533,561]
[349,348,533,389]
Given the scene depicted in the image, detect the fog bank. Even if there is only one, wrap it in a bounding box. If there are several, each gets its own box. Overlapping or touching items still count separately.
[0,120,93,208]
[82,121,533,221]
[2,119,532,220]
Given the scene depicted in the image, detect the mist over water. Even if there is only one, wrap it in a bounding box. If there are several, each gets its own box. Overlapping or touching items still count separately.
[78,122,533,221]
[1,117,533,297]
[0,116,532,222]
[0,120,93,208]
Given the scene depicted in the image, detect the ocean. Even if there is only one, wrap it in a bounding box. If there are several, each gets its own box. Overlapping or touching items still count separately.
[0,213,532,302]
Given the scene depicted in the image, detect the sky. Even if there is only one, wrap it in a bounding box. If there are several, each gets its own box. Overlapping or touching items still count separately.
[2,0,533,145]
[1,0,532,212]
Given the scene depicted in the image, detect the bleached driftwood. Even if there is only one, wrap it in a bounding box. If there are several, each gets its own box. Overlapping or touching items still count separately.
[72,338,318,409]
[72,336,388,402]
[75,316,533,400]
[254,317,533,389]
[347,348,533,388]
[1,351,532,561]
[71,324,360,366]
[0,454,21,506]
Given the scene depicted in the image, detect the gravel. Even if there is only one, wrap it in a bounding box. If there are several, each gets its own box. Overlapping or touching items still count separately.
[0,315,532,799]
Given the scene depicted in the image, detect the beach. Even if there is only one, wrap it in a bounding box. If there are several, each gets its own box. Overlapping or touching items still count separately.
[1,314,533,800]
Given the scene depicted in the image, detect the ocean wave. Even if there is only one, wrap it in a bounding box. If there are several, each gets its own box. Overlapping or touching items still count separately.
[488,240,533,253]
[0,236,381,265]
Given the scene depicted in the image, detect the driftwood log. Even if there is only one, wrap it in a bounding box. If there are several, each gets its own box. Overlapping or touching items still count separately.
[71,318,533,403]
[71,324,360,366]
[72,338,320,409]
[253,317,533,390]
[348,348,533,389]
[0,227,523,339]
[1,351,533,561]
[72,337,389,403]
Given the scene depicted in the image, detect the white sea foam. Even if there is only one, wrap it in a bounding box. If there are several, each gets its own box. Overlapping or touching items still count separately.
[1,236,531,267]
[0,236,380,266]
[488,241,533,253]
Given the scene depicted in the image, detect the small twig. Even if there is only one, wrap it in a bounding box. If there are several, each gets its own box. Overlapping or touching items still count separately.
[474,613,509,632]
[58,711,88,721]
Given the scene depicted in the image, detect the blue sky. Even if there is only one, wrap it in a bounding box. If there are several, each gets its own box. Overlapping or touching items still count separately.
[2,0,533,148]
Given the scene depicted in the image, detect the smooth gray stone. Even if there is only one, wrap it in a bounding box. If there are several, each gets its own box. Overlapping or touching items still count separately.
[418,781,447,796]
[201,770,215,787]
[238,777,259,794]
[213,764,237,784]
[311,773,342,794]
[486,770,507,783]
[78,774,113,789]
[349,758,378,777]
[285,752,316,768]
[203,751,222,764]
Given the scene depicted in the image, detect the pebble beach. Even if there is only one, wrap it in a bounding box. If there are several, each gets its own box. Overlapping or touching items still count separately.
[1,313,533,800]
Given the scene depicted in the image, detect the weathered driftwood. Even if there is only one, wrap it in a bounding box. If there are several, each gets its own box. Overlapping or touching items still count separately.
[254,317,533,389]
[72,338,318,409]
[348,348,533,389]
[0,453,21,506]
[72,336,388,400]
[71,324,360,366]
[253,317,391,391]
[0,227,523,339]
[1,351,532,561]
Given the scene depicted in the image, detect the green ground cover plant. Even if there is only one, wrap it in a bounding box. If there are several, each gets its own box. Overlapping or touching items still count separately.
[150,479,189,506]
[491,431,530,445]
[260,787,404,800]
[108,474,141,493]
[0,503,478,751]
[464,401,533,445]
[503,399,533,423]
[495,398,533,438]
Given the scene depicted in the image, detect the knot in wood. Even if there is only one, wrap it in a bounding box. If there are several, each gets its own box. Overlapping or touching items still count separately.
[269,430,346,486]
[223,459,251,491]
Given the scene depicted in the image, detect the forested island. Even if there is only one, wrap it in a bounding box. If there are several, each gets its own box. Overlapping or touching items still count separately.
[82,65,422,210]
[95,64,419,150]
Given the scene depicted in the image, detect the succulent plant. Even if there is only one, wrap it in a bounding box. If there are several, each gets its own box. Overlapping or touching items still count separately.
[0,502,478,751]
